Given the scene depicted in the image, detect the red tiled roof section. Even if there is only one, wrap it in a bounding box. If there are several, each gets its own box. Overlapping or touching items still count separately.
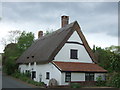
[53,61,107,72]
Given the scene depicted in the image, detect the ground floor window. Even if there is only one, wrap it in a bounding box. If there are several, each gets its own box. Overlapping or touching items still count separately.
[65,72,71,82]
[46,72,50,79]
[85,73,94,81]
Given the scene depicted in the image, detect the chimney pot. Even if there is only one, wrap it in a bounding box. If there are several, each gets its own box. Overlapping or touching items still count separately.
[61,15,69,28]
[38,31,43,38]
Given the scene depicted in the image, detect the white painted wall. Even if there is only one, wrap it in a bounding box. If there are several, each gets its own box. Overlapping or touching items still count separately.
[19,62,62,86]
[19,64,106,85]
[54,31,93,63]
[55,43,93,63]
[67,31,83,43]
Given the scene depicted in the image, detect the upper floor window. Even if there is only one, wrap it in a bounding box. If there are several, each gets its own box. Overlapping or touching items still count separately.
[70,49,78,59]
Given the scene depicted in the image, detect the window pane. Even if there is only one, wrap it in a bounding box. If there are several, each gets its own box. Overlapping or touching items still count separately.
[65,72,71,82]
[85,73,94,81]
[70,49,78,59]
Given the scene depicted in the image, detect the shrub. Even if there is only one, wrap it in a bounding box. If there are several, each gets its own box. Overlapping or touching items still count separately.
[70,83,81,88]
[12,71,45,87]
[107,72,120,88]
[96,76,106,86]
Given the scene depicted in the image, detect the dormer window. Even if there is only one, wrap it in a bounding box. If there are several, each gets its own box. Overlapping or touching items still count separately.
[32,56,34,58]
[70,49,78,59]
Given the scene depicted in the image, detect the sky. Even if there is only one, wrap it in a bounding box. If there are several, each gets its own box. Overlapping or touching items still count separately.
[0,1,119,53]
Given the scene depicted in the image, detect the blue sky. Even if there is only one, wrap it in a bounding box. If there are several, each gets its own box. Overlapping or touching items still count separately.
[0,1,118,53]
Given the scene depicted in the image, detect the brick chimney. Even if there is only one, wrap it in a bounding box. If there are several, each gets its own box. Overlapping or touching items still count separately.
[38,31,43,38]
[61,15,69,28]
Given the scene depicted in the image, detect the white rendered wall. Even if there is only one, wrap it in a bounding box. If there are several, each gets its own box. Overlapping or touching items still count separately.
[54,31,93,63]
[19,64,106,85]
[19,62,62,86]
[67,31,83,43]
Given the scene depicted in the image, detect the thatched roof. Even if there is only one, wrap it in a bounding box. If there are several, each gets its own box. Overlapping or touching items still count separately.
[16,21,96,64]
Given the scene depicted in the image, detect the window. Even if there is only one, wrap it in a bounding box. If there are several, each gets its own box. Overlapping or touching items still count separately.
[85,73,94,81]
[32,56,34,58]
[46,72,50,79]
[70,49,78,59]
[65,72,71,82]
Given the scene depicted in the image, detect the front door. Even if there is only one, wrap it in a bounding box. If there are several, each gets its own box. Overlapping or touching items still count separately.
[32,71,36,80]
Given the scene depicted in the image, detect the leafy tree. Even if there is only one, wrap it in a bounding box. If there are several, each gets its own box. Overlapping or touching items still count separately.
[8,30,21,43]
[93,45,120,88]
[93,46,112,71]
[17,31,34,54]
[1,30,21,47]
[3,31,34,75]
[3,43,19,74]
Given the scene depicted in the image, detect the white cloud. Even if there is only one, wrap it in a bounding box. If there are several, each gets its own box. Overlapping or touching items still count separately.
[0,2,118,53]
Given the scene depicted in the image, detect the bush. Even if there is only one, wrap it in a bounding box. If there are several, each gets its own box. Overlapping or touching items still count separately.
[70,83,81,88]
[107,72,120,88]
[96,76,106,86]
[12,71,45,87]
[4,57,18,75]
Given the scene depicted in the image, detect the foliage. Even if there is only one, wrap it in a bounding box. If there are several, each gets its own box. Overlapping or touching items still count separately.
[1,30,21,46]
[105,45,120,54]
[93,46,112,71]
[109,53,120,72]
[96,76,106,86]
[8,30,21,43]
[107,72,120,88]
[2,43,19,74]
[70,83,81,88]
[3,31,34,75]
[17,31,34,54]
[93,45,120,88]
[12,71,45,87]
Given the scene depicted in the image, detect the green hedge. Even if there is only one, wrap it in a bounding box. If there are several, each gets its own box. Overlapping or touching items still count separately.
[12,72,45,87]
[96,76,106,86]
[70,83,81,88]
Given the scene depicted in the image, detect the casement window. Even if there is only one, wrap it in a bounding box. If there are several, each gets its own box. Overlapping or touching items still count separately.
[70,49,78,59]
[46,72,50,79]
[85,73,94,81]
[65,72,71,82]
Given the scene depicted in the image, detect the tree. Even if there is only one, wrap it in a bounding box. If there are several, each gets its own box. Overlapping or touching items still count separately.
[105,45,120,54]
[93,46,112,70]
[17,31,34,54]
[1,38,7,46]
[3,31,34,75]
[1,30,21,47]
[3,43,18,74]
[8,30,21,43]
[93,45,120,88]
